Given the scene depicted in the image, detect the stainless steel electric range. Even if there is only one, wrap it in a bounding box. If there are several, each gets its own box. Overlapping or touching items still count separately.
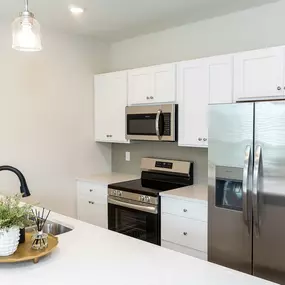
[108,157,194,245]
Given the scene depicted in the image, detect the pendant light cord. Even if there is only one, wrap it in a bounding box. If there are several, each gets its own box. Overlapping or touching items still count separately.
[24,0,28,12]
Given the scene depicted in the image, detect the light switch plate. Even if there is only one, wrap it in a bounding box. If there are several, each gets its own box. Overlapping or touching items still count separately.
[125,151,131,162]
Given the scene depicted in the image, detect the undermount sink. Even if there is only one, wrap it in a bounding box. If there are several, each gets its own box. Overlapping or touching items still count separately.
[26,220,73,236]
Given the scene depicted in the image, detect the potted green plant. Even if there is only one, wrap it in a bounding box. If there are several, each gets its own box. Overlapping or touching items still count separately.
[0,194,33,256]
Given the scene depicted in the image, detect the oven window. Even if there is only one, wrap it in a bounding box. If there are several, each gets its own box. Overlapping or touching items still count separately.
[108,204,160,245]
[127,114,156,135]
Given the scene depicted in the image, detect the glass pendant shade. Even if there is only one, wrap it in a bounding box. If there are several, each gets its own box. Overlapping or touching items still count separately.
[12,12,42,52]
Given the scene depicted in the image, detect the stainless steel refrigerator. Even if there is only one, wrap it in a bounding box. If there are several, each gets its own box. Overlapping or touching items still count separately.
[208,101,285,284]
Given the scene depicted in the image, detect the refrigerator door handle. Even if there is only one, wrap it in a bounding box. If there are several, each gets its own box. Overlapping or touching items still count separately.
[253,145,262,238]
[243,145,251,235]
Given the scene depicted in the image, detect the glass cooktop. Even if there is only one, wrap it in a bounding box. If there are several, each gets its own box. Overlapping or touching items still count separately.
[108,178,187,197]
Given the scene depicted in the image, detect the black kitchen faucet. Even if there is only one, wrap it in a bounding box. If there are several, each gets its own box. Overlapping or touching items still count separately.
[0,165,31,197]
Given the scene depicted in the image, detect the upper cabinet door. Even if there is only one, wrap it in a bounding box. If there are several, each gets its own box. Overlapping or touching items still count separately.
[234,47,285,102]
[94,71,129,143]
[152,63,176,104]
[177,59,208,148]
[208,55,234,104]
[128,67,153,105]
[128,63,176,105]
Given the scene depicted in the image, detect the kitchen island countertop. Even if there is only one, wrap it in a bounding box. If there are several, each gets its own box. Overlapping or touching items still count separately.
[0,201,277,285]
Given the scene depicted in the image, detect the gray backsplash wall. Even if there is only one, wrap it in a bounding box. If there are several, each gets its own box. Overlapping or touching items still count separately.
[112,142,208,184]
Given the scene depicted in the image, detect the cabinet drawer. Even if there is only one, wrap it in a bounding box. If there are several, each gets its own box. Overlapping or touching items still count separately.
[77,196,107,228]
[161,240,207,261]
[161,213,207,252]
[77,181,107,200]
[161,197,207,222]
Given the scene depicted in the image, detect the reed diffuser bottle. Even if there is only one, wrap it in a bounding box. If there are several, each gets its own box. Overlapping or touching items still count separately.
[31,208,50,250]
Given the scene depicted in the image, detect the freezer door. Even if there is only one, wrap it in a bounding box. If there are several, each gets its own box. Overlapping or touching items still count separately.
[208,103,253,274]
[254,101,285,284]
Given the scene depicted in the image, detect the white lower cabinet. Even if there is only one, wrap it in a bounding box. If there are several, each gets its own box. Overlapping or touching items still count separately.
[161,240,207,261]
[77,197,107,228]
[162,213,207,252]
[77,181,108,228]
[161,196,208,260]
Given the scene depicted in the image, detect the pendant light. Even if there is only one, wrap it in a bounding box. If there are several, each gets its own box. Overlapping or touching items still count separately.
[12,0,42,52]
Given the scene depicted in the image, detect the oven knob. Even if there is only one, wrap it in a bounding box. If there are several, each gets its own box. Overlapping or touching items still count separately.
[118,191,123,197]
[113,190,118,196]
[140,195,145,202]
[145,196,151,203]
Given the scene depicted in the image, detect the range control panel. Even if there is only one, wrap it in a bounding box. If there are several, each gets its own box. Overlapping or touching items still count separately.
[155,161,173,169]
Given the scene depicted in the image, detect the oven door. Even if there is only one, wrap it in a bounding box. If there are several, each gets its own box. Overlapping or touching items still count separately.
[108,197,160,245]
[126,104,176,141]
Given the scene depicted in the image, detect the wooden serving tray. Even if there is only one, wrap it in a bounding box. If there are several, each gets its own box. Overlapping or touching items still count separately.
[0,232,58,264]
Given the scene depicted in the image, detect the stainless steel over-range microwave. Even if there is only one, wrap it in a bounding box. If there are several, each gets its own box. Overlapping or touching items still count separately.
[126,104,178,141]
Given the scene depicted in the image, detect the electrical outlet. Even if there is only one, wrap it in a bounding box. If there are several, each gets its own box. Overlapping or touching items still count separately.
[125,152,131,162]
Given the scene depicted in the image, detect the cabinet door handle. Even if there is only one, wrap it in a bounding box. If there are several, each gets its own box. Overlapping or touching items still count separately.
[183,209,188,213]
[183,232,188,236]
[88,201,95,205]
[277,86,282,91]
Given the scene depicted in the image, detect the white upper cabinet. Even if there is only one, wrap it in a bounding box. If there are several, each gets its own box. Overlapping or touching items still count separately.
[234,46,285,101]
[208,55,233,104]
[177,55,233,148]
[128,67,152,105]
[94,71,129,143]
[152,64,176,103]
[128,63,176,105]
[177,59,208,148]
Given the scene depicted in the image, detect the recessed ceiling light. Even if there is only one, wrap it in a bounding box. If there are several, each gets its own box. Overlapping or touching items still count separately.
[68,5,84,15]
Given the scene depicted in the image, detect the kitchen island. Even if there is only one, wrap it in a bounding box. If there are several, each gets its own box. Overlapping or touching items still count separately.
[0,210,277,285]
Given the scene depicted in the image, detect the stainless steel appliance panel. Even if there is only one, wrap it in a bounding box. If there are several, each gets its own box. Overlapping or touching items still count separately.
[208,103,254,274]
[253,101,285,284]
[126,104,176,141]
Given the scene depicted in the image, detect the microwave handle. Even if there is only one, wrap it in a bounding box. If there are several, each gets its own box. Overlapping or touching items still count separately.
[155,109,162,139]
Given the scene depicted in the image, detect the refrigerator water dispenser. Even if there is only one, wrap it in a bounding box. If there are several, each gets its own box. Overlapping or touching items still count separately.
[215,166,243,211]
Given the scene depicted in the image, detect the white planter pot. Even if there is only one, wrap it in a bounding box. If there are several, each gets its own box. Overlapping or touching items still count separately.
[0,227,20,256]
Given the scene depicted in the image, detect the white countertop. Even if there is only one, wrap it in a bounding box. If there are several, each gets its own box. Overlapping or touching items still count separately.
[76,172,139,185]
[160,184,208,203]
[0,202,277,285]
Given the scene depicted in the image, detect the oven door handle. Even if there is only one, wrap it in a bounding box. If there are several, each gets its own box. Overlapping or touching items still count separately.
[108,197,158,214]
[155,109,162,140]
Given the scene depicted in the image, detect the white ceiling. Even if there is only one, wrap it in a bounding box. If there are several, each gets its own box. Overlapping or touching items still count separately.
[0,0,280,41]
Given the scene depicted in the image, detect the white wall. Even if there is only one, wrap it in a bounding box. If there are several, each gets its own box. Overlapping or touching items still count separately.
[109,0,285,70]
[0,24,111,217]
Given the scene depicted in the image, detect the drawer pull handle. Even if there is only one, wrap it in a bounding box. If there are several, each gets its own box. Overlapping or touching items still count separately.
[183,232,188,236]
[183,209,188,213]
[88,201,95,205]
